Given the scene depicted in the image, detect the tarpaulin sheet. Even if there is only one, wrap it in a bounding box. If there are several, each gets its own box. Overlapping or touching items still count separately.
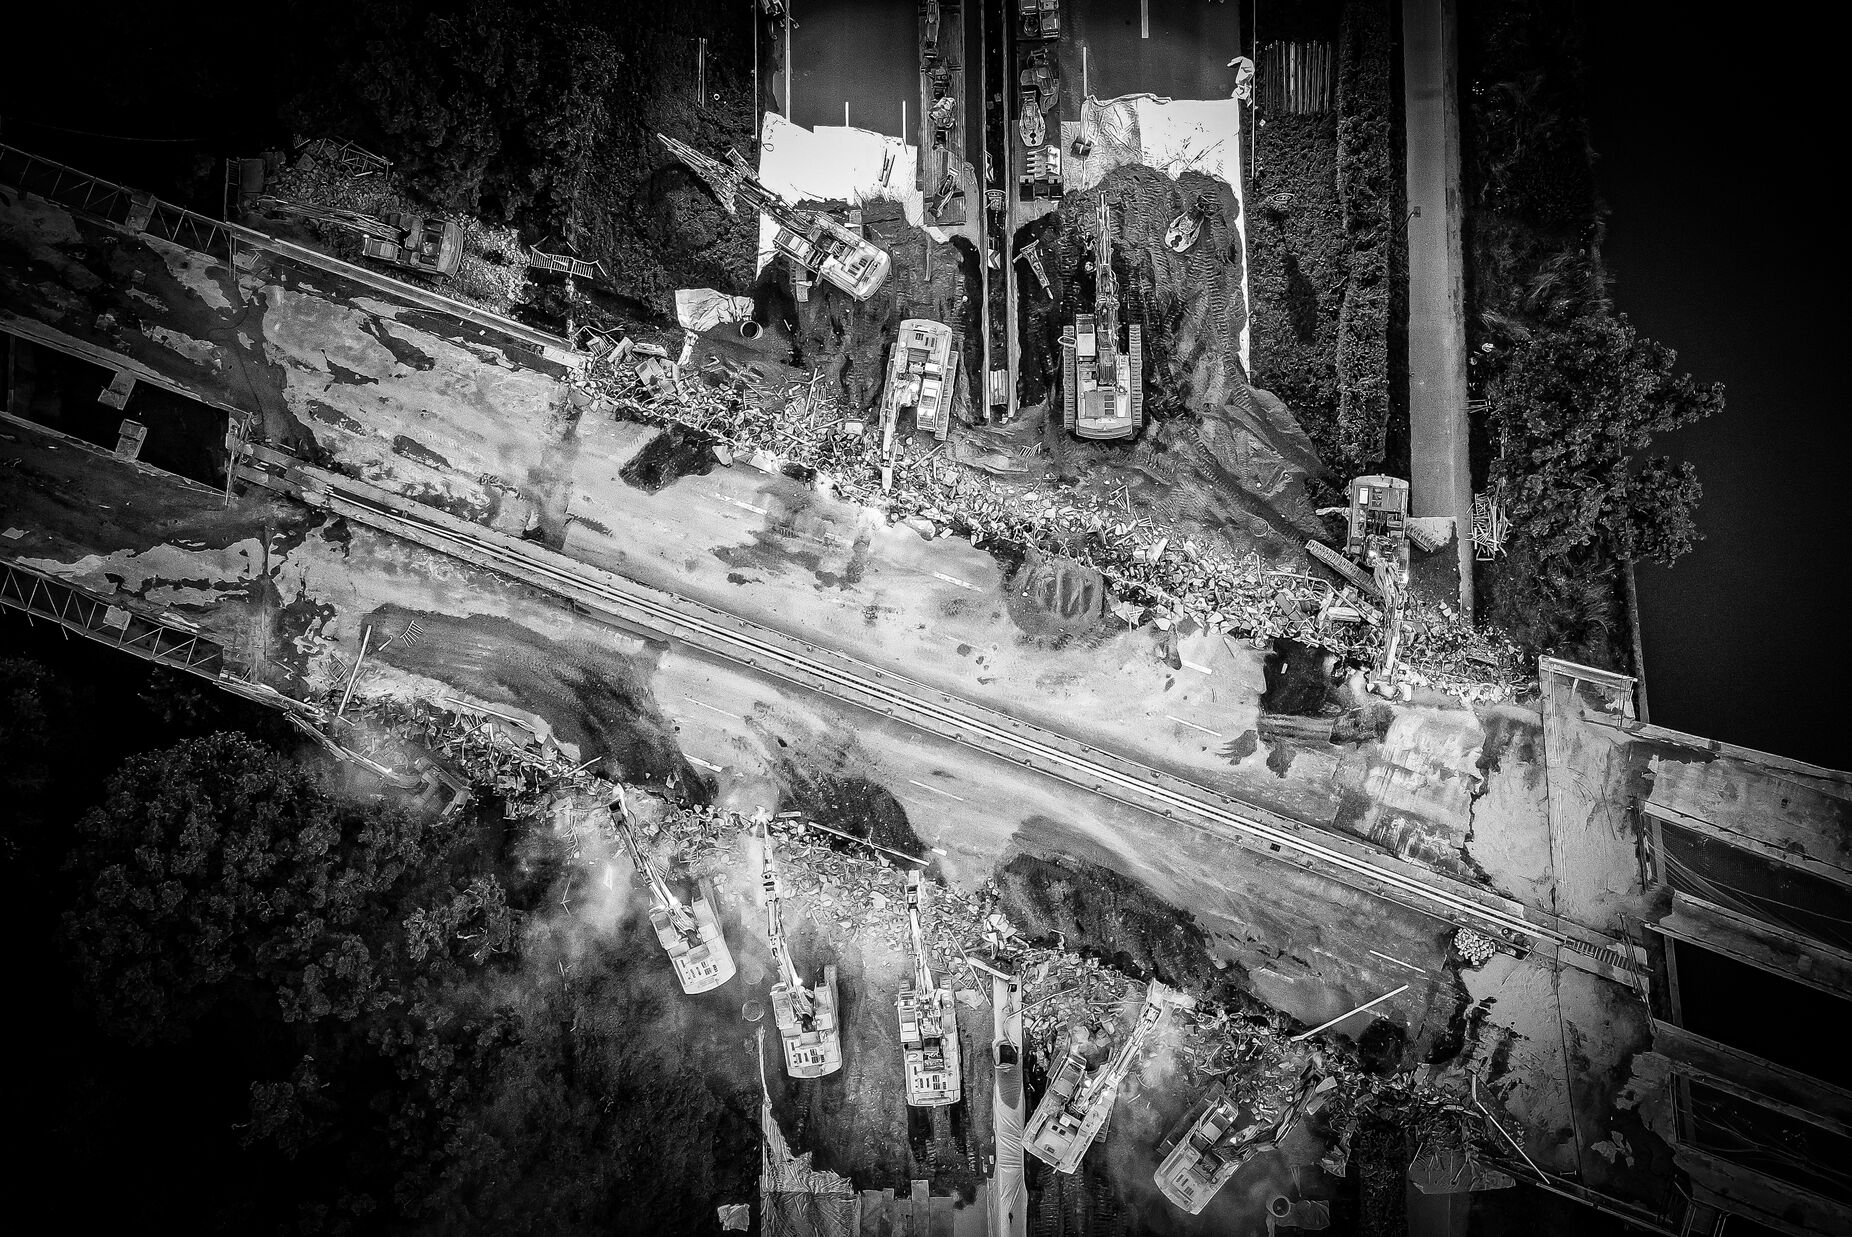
[675,287,755,333]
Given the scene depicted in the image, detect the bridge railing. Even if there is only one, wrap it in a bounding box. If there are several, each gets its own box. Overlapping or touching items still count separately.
[0,141,235,259]
[0,559,226,677]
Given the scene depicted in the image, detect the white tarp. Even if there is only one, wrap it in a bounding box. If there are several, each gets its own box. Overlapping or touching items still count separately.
[675,287,755,333]
[754,113,924,275]
[1065,94,1251,368]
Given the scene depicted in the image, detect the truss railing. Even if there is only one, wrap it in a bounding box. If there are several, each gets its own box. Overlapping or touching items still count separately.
[0,559,227,677]
[0,141,234,260]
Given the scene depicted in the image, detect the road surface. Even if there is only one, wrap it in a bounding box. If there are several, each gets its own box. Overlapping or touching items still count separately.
[1059,0,1247,106]
[788,0,919,137]
[1402,0,1475,613]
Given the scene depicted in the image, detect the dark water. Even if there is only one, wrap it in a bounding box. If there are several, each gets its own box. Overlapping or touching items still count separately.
[1586,11,1847,769]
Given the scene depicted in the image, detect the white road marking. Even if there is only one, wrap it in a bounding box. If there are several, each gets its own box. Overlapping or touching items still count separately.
[931,846,948,856]
[1180,658,1214,675]
[1141,0,1150,39]
[1369,949,1428,975]
[719,497,769,516]
[932,571,979,592]
[682,695,736,719]
[687,755,725,773]
[1165,714,1223,738]
[907,779,966,802]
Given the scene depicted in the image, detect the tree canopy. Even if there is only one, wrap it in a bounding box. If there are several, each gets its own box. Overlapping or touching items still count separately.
[63,732,496,1044]
[1488,312,1720,567]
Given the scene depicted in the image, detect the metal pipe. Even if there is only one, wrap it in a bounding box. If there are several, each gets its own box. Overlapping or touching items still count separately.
[1290,983,1408,1041]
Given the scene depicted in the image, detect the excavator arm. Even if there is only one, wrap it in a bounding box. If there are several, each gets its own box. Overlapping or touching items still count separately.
[906,870,936,994]
[613,789,697,937]
[761,824,814,1017]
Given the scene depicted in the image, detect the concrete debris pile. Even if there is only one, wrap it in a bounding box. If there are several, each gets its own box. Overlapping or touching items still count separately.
[1451,927,1499,967]
[569,341,1526,704]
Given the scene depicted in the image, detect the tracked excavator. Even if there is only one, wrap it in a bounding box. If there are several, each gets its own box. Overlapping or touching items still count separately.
[1060,196,1144,440]
[1154,1069,1335,1213]
[252,195,463,277]
[1025,980,1187,1173]
[761,824,844,1078]
[612,788,736,994]
[657,134,891,302]
[897,870,962,1107]
[1304,475,1413,698]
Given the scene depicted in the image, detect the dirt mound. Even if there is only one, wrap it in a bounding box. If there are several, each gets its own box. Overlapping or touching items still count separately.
[994,853,1242,999]
[1008,164,1327,562]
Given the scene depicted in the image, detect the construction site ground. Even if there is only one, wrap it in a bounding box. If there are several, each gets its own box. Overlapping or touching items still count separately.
[3,396,1672,1222]
[0,95,1760,1231]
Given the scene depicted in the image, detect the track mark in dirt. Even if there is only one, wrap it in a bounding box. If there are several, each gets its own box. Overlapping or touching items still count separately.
[999,545,1113,649]
[364,603,709,799]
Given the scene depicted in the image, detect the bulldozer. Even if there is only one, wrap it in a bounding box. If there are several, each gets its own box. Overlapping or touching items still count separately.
[1060,196,1144,440]
[761,823,844,1078]
[897,871,963,1107]
[252,195,462,278]
[613,787,736,995]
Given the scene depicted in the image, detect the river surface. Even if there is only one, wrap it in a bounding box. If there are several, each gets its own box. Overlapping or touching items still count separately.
[1586,12,1846,769]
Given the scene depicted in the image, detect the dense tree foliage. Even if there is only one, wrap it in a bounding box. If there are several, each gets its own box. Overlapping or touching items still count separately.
[1488,313,1718,568]
[32,711,757,1233]
[283,0,761,311]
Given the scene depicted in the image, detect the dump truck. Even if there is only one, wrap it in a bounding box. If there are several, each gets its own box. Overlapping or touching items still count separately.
[761,824,844,1078]
[897,871,963,1107]
[1025,980,1186,1173]
[613,788,736,995]
[1155,1071,1335,1214]
[658,134,891,302]
[1060,197,1144,440]
[253,196,463,277]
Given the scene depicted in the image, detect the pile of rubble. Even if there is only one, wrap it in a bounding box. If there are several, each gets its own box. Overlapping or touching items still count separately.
[570,341,1528,704]
[348,697,603,818]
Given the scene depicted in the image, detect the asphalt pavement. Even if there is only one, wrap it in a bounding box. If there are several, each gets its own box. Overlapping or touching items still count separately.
[788,0,919,137]
[1058,0,1247,106]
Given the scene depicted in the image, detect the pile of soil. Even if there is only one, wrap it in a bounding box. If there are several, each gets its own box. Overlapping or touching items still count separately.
[994,854,1244,1000]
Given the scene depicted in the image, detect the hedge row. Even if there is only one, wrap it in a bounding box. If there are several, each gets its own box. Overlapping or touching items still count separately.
[1332,0,1394,474]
